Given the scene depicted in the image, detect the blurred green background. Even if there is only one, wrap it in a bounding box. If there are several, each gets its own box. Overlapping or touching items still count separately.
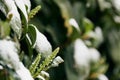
[31,0,120,80]
[1,0,120,80]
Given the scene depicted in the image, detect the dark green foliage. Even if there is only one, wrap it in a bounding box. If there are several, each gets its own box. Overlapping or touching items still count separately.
[30,0,120,80]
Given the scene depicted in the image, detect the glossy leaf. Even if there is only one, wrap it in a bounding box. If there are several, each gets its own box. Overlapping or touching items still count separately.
[27,24,37,47]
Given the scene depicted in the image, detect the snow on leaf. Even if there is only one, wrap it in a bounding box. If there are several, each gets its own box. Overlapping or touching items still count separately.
[97,74,108,80]
[73,39,90,79]
[22,0,31,13]
[3,0,22,38]
[113,0,120,11]
[74,39,90,67]
[0,0,7,15]
[89,48,100,63]
[0,39,20,70]
[73,39,102,79]
[37,75,45,80]
[34,26,52,58]
[94,27,103,45]
[40,71,50,79]
[98,0,111,11]
[14,0,28,22]
[69,18,80,33]
[16,62,34,80]
[51,56,64,67]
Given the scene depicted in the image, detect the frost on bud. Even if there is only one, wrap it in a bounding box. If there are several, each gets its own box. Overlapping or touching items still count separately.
[34,27,52,58]
[51,56,64,67]
[16,62,34,80]
[0,39,20,70]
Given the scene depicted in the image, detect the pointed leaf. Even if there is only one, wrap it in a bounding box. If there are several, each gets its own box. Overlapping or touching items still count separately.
[83,18,94,33]
[27,24,37,47]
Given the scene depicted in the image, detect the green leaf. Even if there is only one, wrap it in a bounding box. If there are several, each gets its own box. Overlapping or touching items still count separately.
[83,18,94,33]
[27,24,37,47]
[0,21,10,38]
